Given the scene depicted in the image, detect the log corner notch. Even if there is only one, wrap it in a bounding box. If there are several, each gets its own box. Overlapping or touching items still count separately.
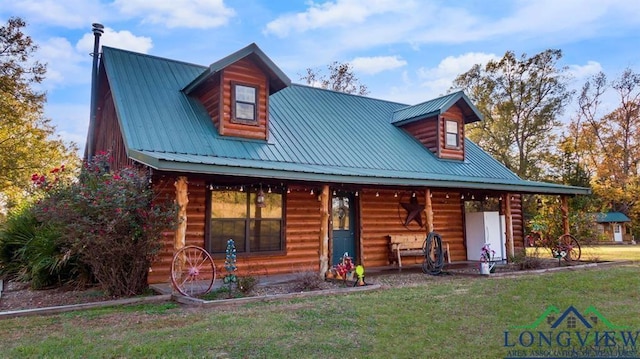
[319,185,330,278]
[174,176,189,253]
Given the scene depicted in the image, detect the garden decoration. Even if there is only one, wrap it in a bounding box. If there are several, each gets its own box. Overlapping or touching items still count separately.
[552,247,567,266]
[354,265,366,286]
[328,252,355,282]
[479,243,496,275]
[223,239,238,294]
[171,246,216,297]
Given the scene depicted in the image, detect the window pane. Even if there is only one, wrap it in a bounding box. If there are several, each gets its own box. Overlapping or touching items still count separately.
[332,197,350,230]
[446,133,458,147]
[236,85,255,103]
[446,120,458,133]
[210,220,246,253]
[250,220,282,252]
[250,192,282,219]
[212,191,246,218]
[235,102,255,121]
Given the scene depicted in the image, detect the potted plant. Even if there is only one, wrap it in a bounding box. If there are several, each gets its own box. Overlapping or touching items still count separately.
[480,243,496,275]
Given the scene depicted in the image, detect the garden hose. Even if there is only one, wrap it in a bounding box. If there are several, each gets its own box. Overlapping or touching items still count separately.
[422,231,445,275]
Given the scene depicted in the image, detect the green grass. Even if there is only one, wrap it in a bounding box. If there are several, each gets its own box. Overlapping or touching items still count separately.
[1,262,640,358]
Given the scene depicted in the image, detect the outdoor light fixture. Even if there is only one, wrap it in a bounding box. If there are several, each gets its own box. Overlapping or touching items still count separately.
[376,192,380,197]
[256,186,266,208]
[394,192,398,198]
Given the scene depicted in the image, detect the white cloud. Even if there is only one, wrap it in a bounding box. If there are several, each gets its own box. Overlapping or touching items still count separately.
[351,56,406,75]
[382,52,498,104]
[76,27,153,54]
[37,37,86,87]
[113,0,235,29]
[568,61,603,80]
[264,0,413,37]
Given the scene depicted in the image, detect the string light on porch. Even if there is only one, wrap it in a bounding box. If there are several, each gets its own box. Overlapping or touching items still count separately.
[256,185,266,208]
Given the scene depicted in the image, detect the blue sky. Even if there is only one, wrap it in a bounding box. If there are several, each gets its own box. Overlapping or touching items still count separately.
[1,0,639,154]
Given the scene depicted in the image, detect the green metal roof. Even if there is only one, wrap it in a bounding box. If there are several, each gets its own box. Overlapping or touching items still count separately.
[391,91,483,126]
[594,212,631,223]
[182,43,290,95]
[100,46,590,196]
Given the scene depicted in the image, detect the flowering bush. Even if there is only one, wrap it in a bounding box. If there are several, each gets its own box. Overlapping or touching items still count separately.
[32,153,178,296]
[480,243,495,263]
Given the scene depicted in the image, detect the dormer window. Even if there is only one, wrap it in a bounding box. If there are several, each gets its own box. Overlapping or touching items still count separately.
[233,83,257,123]
[445,119,459,148]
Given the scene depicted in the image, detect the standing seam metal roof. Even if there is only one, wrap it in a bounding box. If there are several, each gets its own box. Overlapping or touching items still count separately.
[100,46,589,195]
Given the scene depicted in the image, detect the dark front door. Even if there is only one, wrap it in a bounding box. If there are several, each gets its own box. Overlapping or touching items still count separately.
[332,193,356,265]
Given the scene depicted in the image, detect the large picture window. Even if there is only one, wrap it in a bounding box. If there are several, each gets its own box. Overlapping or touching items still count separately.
[208,188,283,254]
[233,84,257,122]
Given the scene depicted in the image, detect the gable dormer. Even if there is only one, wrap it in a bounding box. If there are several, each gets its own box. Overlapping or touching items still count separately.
[392,91,482,161]
[183,43,291,141]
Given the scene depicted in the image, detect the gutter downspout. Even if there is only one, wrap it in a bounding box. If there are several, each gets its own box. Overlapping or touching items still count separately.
[85,23,104,162]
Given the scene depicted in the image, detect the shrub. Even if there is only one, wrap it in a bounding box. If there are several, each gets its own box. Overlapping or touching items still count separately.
[293,270,325,292]
[0,206,83,288]
[237,276,258,294]
[511,248,545,270]
[33,153,178,296]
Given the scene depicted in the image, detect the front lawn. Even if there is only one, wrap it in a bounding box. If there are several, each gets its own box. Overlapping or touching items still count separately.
[1,263,639,358]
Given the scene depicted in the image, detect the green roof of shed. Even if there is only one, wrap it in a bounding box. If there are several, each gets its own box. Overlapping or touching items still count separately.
[100,46,589,196]
[594,212,631,223]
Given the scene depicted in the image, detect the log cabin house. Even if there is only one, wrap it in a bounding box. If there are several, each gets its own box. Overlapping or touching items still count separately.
[86,42,590,283]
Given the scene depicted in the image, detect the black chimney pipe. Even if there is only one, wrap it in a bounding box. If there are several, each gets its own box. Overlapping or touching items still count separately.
[86,23,104,162]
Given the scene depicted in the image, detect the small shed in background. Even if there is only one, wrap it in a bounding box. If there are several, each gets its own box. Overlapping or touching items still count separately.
[594,212,632,242]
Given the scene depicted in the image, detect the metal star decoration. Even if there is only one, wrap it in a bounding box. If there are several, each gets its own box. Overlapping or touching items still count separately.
[400,196,425,227]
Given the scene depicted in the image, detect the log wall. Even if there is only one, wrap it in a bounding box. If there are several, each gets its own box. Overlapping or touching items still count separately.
[220,59,269,140]
[439,106,465,161]
[93,79,132,170]
[359,189,466,267]
[148,180,321,283]
[399,105,465,161]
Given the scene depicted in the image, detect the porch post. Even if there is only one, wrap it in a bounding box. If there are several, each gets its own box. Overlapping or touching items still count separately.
[425,188,434,233]
[561,195,570,235]
[504,194,514,260]
[174,176,189,252]
[319,185,330,278]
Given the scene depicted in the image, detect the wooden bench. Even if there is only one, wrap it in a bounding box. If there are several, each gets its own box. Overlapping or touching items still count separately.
[387,234,451,268]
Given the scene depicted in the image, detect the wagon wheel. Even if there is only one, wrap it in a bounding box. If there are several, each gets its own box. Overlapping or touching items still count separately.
[171,246,216,297]
[558,234,581,262]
